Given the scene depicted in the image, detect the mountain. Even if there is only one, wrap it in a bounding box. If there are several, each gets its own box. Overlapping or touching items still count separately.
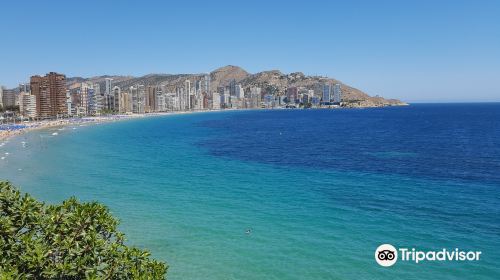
[66,65,406,107]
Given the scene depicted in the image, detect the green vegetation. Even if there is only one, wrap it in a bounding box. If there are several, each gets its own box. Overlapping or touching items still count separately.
[0,181,167,279]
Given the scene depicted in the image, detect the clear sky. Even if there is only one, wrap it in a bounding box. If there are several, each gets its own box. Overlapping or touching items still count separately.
[1,0,499,102]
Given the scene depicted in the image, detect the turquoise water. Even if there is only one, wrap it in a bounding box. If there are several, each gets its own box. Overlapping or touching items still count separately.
[0,105,499,279]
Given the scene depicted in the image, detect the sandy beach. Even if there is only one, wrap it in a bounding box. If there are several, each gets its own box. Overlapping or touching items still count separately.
[0,110,211,142]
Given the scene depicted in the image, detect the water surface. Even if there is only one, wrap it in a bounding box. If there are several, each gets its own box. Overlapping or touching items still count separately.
[0,104,499,279]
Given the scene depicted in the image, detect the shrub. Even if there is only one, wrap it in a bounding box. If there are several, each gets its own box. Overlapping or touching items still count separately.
[0,181,167,279]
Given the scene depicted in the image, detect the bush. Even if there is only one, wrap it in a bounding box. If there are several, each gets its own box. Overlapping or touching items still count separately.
[0,181,168,279]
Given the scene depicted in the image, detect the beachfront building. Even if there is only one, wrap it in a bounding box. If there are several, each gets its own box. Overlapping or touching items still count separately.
[333,83,342,104]
[30,72,68,119]
[66,90,73,116]
[103,78,115,111]
[184,80,191,110]
[78,83,89,116]
[235,84,244,99]
[130,85,145,114]
[222,89,230,108]
[203,74,210,94]
[93,83,105,114]
[1,89,17,108]
[113,86,121,112]
[322,84,331,103]
[146,86,157,113]
[229,79,237,97]
[168,93,180,111]
[0,86,3,108]
[212,92,221,110]
[78,82,101,116]
[249,87,261,108]
[156,91,166,112]
[195,93,204,110]
[119,91,132,113]
[19,92,37,119]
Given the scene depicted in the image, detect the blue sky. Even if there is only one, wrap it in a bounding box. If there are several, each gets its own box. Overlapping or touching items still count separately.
[1,0,499,102]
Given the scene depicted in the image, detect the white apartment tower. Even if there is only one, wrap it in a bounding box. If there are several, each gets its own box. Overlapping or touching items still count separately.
[212,92,221,110]
[333,83,342,103]
[19,92,37,119]
[184,80,191,110]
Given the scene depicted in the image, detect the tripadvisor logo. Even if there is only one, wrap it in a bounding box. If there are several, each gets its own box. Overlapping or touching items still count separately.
[375,244,482,267]
[375,244,398,267]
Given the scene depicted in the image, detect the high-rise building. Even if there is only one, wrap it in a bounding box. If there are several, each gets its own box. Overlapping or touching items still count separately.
[195,80,202,93]
[30,72,68,118]
[93,83,105,114]
[79,83,91,116]
[235,84,244,99]
[119,91,132,113]
[322,84,331,103]
[333,83,342,103]
[19,92,37,118]
[184,80,191,110]
[103,78,117,111]
[105,78,113,96]
[203,74,210,93]
[130,85,145,114]
[66,90,73,116]
[286,87,298,103]
[19,83,30,93]
[0,86,3,108]
[229,79,237,96]
[2,89,17,108]
[146,86,157,113]
[222,90,231,108]
[250,87,262,108]
[212,92,221,110]
[113,86,121,111]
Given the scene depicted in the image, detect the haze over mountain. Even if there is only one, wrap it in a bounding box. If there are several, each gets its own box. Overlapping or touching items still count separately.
[67,65,406,107]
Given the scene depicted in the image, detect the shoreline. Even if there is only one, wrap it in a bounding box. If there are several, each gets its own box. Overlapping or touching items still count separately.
[0,104,408,142]
[0,110,215,142]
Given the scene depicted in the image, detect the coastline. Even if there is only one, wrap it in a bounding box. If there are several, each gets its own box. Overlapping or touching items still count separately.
[0,110,211,142]
[0,104,408,142]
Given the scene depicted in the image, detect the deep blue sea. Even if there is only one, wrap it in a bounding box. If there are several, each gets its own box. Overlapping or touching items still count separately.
[1,104,499,279]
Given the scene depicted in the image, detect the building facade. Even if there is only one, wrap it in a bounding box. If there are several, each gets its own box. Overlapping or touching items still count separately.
[30,72,68,118]
[19,92,37,118]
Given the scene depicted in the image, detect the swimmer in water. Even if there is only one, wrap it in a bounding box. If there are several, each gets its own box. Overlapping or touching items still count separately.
[245,228,252,235]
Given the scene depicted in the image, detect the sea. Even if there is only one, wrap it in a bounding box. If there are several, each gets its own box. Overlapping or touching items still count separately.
[0,103,499,279]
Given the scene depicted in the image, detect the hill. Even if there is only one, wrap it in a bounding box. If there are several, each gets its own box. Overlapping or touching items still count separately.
[66,65,406,107]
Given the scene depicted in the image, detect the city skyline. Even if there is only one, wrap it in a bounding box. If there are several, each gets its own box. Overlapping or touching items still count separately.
[1,0,499,102]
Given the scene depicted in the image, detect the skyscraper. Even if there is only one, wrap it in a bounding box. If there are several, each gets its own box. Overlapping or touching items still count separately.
[146,86,157,113]
[235,84,244,99]
[212,92,221,110]
[184,80,191,110]
[130,85,145,114]
[113,86,121,111]
[105,78,113,96]
[250,87,262,108]
[30,72,68,118]
[104,78,115,110]
[322,84,331,103]
[203,74,210,93]
[229,79,237,96]
[2,89,16,108]
[19,92,37,118]
[0,86,3,108]
[333,83,342,103]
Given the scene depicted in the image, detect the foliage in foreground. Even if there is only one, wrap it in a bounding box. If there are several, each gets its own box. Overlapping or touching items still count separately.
[0,181,167,279]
